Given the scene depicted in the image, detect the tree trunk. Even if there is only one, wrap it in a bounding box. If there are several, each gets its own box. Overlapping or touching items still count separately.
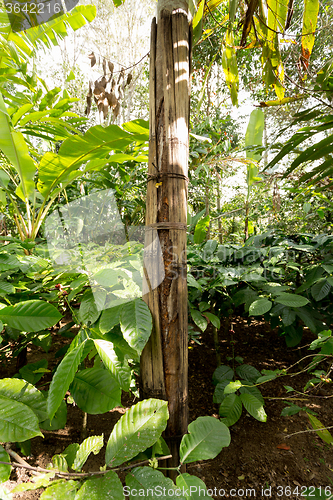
[141,0,191,476]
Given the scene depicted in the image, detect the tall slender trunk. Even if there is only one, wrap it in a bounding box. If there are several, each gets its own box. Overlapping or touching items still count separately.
[141,0,191,476]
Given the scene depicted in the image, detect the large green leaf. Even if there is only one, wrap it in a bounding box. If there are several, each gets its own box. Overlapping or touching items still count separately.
[179,416,230,464]
[93,338,131,391]
[222,29,239,106]
[307,413,333,445]
[0,378,47,422]
[47,342,86,420]
[239,381,264,404]
[37,123,148,200]
[245,109,265,163]
[72,435,104,471]
[0,300,62,332]
[105,399,168,467]
[99,302,124,334]
[126,467,183,500]
[0,93,36,200]
[219,394,242,427]
[70,367,121,414]
[176,473,212,500]
[301,0,319,67]
[0,395,43,442]
[78,292,100,326]
[40,480,78,499]
[311,279,331,301]
[190,309,208,332]
[249,298,272,316]
[120,299,152,355]
[0,445,11,483]
[239,393,267,422]
[275,293,309,307]
[40,399,67,431]
[75,470,124,500]
[212,365,234,385]
[235,364,261,382]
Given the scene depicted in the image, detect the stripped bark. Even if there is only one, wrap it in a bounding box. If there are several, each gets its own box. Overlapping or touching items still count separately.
[141,1,191,474]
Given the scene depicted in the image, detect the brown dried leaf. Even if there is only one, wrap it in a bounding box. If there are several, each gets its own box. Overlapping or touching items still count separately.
[106,91,117,107]
[113,101,121,119]
[108,61,114,74]
[126,73,132,86]
[85,95,92,116]
[111,78,116,91]
[100,76,107,88]
[103,58,107,76]
[117,67,125,84]
[87,81,92,97]
[93,85,105,96]
[88,52,96,67]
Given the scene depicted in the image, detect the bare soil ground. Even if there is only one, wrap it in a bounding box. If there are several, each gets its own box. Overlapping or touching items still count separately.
[1,318,333,499]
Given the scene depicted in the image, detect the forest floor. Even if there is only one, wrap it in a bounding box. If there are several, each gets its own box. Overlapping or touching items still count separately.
[2,318,333,499]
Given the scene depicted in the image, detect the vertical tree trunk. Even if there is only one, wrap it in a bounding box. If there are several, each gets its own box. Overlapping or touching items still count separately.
[141,0,191,475]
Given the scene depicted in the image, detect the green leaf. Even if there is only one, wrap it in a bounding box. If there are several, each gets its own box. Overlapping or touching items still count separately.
[193,215,210,244]
[239,393,267,422]
[245,109,265,163]
[190,309,208,332]
[0,92,36,200]
[120,299,152,355]
[105,399,168,467]
[212,365,234,385]
[224,380,242,394]
[222,29,239,106]
[307,413,333,445]
[239,382,264,404]
[179,416,230,464]
[176,473,213,500]
[40,480,79,499]
[70,367,121,414]
[213,380,231,404]
[204,312,220,329]
[219,393,242,427]
[18,359,48,385]
[75,470,124,500]
[99,303,124,333]
[193,0,204,44]
[311,279,331,301]
[0,445,11,483]
[0,485,12,499]
[78,292,100,326]
[72,435,104,471]
[40,399,67,431]
[47,342,86,420]
[62,443,80,469]
[0,395,43,442]
[93,339,131,391]
[275,293,309,307]
[249,298,272,316]
[0,300,62,332]
[301,0,319,67]
[0,281,15,294]
[0,378,47,422]
[235,364,261,383]
[126,467,183,500]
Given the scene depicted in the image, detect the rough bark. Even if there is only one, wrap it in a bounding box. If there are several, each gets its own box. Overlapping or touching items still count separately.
[141,1,191,476]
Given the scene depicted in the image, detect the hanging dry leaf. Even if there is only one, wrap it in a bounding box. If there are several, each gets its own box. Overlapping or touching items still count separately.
[87,81,92,97]
[106,91,117,108]
[117,67,125,84]
[113,101,121,119]
[118,86,124,100]
[100,76,107,88]
[111,78,116,91]
[102,99,109,120]
[103,58,107,76]
[108,61,114,75]
[93,84,105,97]
[126,73,132,86]
[85,95,92,116]
[88,52,96,67]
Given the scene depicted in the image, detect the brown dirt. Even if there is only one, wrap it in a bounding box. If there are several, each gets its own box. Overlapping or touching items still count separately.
[2,318,333,499]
